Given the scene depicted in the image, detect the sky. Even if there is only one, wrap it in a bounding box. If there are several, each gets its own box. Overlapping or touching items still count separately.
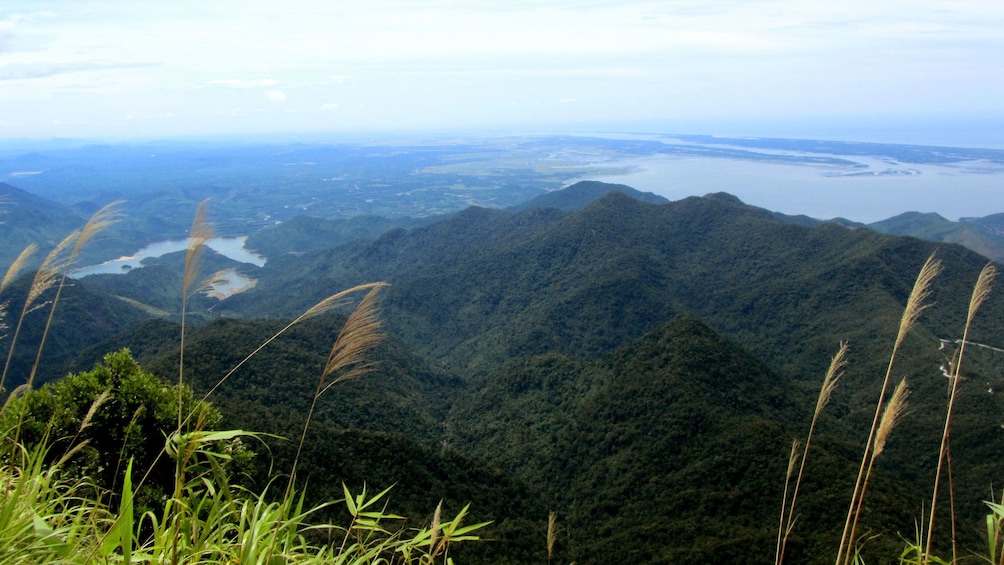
[1,1,1003,143]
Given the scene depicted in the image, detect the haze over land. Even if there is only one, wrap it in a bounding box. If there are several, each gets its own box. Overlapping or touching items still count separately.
[4,2,1004,563]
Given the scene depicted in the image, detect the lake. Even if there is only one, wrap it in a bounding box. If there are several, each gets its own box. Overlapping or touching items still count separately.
[71,236,266,278]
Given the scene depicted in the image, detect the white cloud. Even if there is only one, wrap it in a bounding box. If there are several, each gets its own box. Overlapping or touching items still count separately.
[0,0,1002,139]
[207,78,279,89]
[0,61,157,81]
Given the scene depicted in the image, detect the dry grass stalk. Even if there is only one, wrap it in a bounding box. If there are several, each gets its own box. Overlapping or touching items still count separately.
[548,510,558,563]
[28,231,78,308]
[178,199,213,444]
[431,500,443,557]
[1,384,28,412]
[320,284,388,394]
[844,378,910,562]
[895,255,942,350]
[924,262,997,562]
[1,243,37,293]
[776,439,802,565]
[836,253,940,565]
[0,242,30,343]
[778,342,847,565]
[197,282,387,406]
[182,199,213,298]
[1,235,79,398]
[873,378,909,459]
[26,202,123,394]
[286,283,388,500]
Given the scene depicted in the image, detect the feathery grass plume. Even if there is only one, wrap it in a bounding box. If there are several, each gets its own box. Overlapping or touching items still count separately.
[1,243,36,293]
[26,201,123,395]
[0,235,78,403]
[873,378,910,459]
[924,262,997,562]
[836,253,940,565]
[845,378,910,561]
[548,510,558,564]
[170,199,212,565]
[0,244,33,352]
[286,283,388,500]
[776,438,802,565]
[178,200,212,440]
[320,283,388,392]
[57,388,113,464]
[195,282,387,416]
[778,341,848,565]
[431,499,443,557]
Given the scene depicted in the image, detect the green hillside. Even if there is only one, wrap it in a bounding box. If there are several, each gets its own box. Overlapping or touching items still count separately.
[508,180,669,211]
[6,182,1004,563]
[870,211,1004,262]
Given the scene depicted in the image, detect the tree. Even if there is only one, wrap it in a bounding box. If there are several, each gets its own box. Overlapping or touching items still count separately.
[0,349,236,506]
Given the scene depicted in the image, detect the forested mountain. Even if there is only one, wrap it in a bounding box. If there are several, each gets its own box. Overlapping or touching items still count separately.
[6,181,1004,563]
[209,186,1004,562]
[0,182,85,269]
[0,271,150,386]
[244,214,437,257]
[869,211,1004,262]
[508,180,668,211]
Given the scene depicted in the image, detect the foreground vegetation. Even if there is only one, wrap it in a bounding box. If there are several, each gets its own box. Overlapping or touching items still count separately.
[0,201,486,564]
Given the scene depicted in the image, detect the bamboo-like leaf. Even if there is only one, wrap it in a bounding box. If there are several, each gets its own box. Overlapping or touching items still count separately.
[343,482,358,516]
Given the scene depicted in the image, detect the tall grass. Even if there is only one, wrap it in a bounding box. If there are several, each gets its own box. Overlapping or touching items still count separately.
[779,253,1003,565]
[835,253,941,565]
[776,341,848,565]
[923,262,997,563]
[0,203,486,564]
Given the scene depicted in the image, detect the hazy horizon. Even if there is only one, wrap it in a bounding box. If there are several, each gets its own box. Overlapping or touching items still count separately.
[1,1,1001,142]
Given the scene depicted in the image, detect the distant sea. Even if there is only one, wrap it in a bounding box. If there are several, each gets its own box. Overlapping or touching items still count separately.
[575,139,1004,224]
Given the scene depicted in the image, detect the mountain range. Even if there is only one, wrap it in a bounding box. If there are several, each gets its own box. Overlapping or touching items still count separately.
[3,179,1004,563]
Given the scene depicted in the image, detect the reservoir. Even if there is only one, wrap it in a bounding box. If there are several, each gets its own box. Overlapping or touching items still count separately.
[71,236,266,278]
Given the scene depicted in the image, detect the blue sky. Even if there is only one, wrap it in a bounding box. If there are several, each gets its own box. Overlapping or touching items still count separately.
[1,1,1002,143]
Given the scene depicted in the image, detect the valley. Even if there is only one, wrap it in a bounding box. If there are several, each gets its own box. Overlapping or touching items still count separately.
[2,136,1004,563]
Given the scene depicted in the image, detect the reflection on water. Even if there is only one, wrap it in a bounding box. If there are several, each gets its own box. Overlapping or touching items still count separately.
[71,236,266,278]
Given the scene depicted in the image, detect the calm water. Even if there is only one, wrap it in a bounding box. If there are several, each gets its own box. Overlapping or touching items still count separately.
[580,155,1004,223]
[71,236,266,278]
